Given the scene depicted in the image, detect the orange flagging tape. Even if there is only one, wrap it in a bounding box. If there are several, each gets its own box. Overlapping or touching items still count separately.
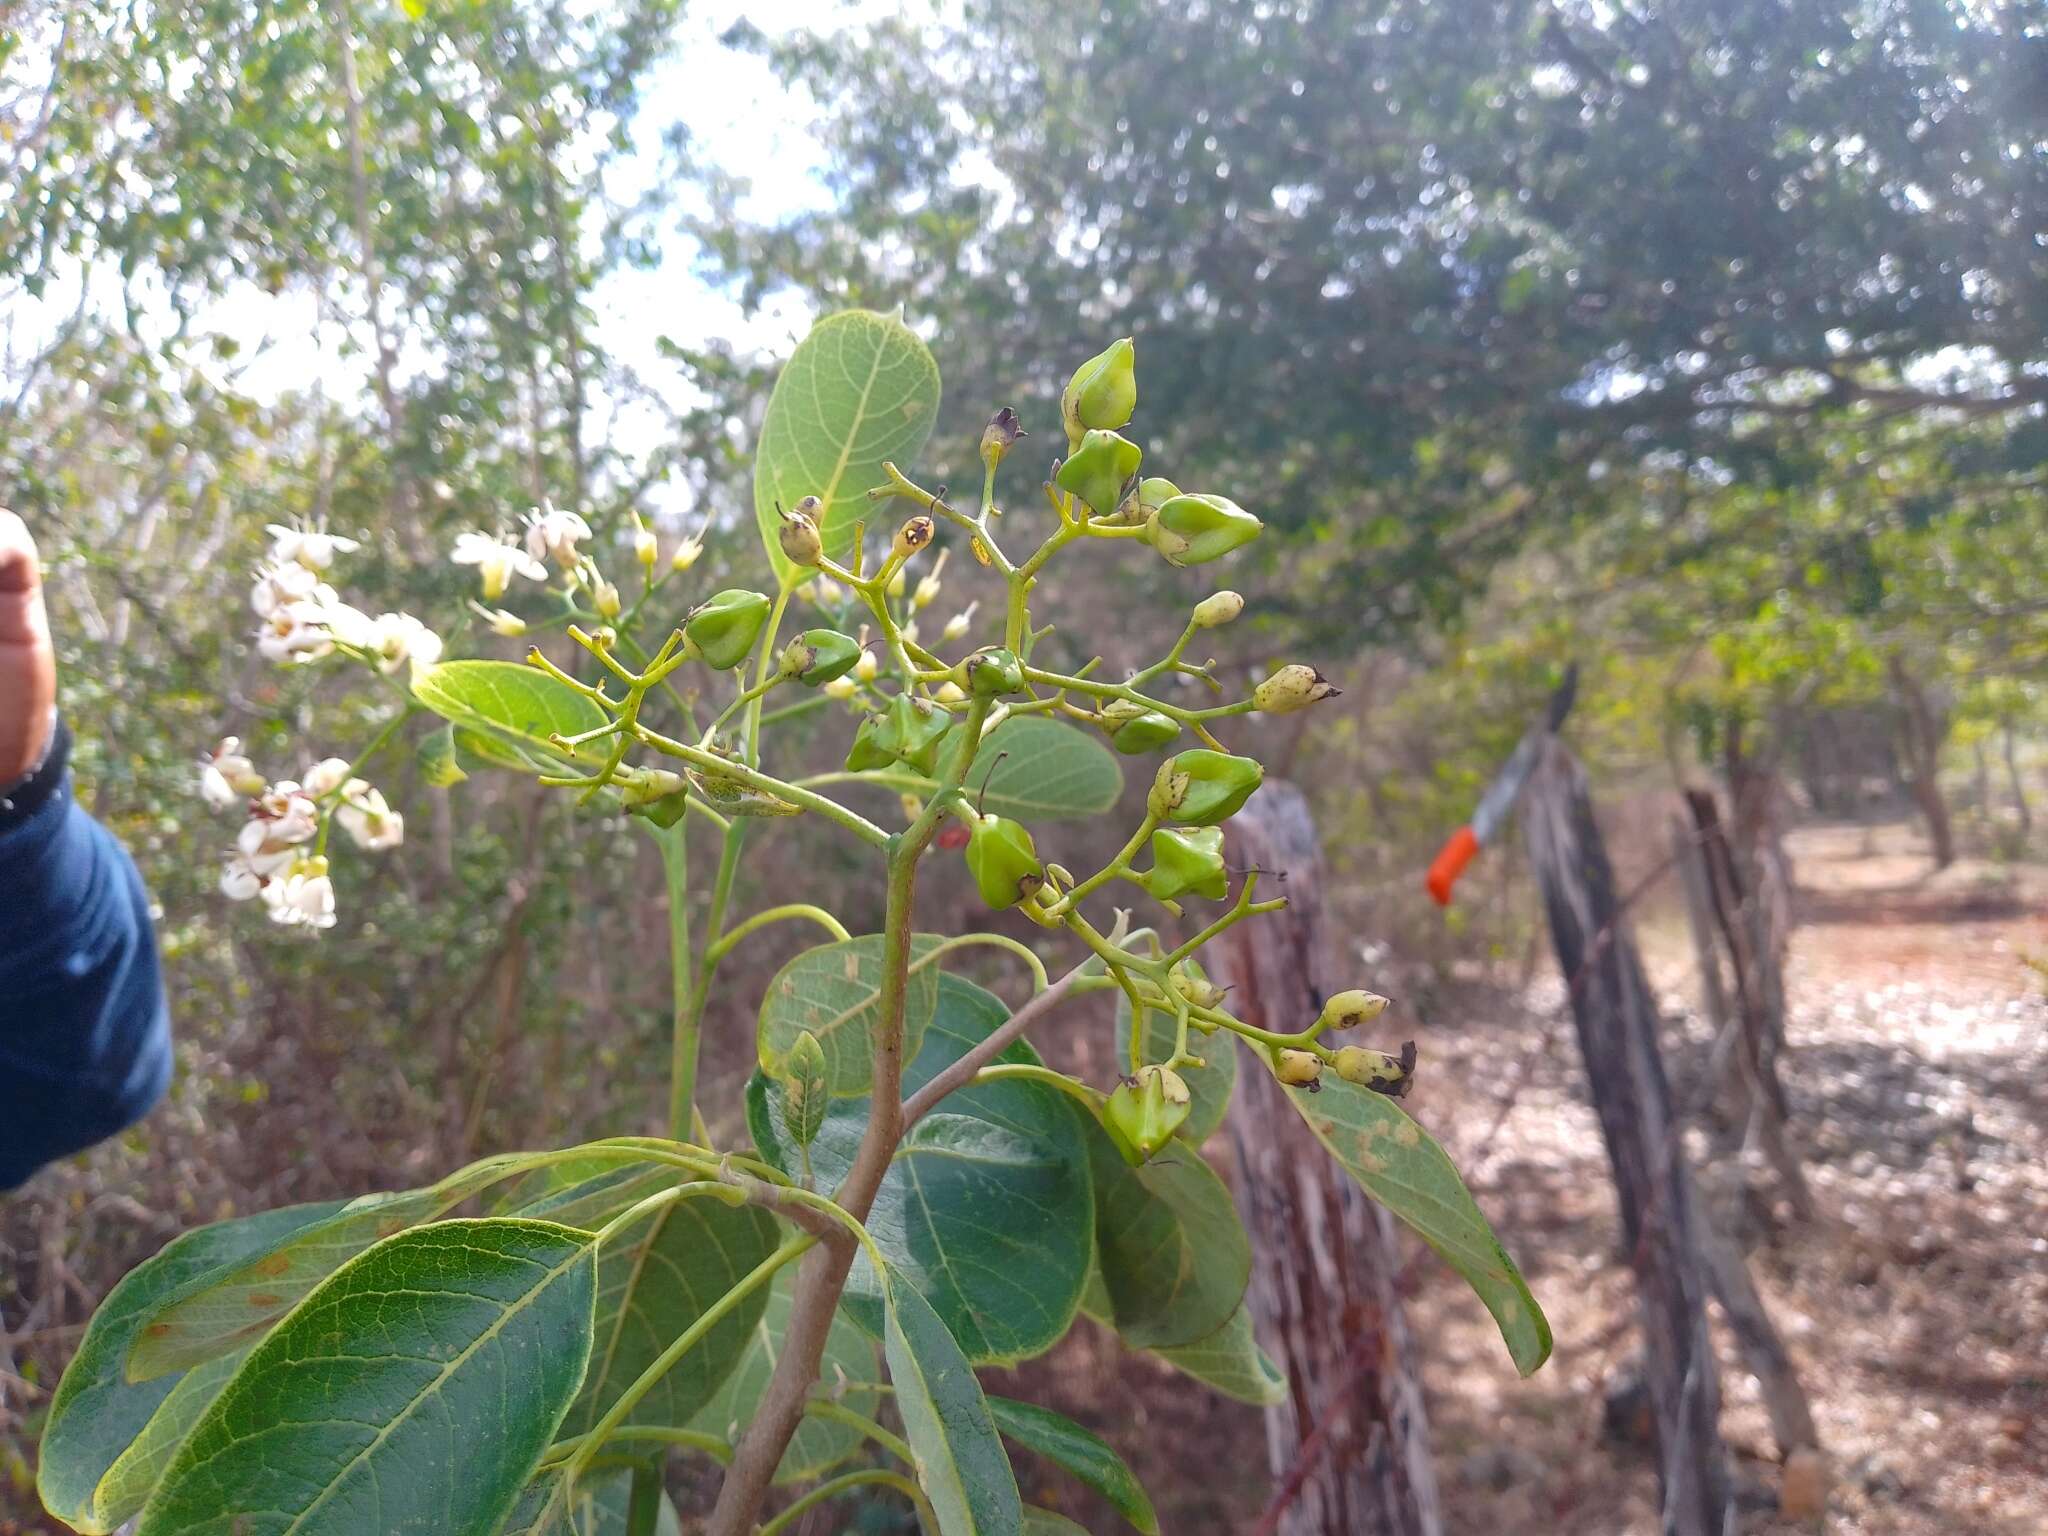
[1426,824,1480,906]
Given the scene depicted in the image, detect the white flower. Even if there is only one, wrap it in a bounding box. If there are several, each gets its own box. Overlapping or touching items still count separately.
[670,531,704,573]
[521,501,592,566]
[303,757,353,798]
[266,521,360,571]
[256,603,334,664]
[913,550,950,611]
[900,619,920,646]
[337,781,403,851]
[199,737,263,810]
[238,782,319,874]
[853,650,879,683]
[310,597,378,650]
[365,612,442,675]
[823,675,857,701]
[468,601,528,637]
[592,576,621,620]
[219,857,264,901]
[250,560,321,619]
[452,530,546,600]
[941,601,978,643]
[634,526,659,570]
[811,576,845,606]
[263,866,337,930]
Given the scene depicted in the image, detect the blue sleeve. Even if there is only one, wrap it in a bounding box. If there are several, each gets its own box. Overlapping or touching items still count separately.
[0,772,172,1189]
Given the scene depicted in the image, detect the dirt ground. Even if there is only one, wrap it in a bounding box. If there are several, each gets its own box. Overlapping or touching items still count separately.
[5,816,2044,1534]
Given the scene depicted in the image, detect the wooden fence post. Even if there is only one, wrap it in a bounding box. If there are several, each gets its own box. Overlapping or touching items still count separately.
[1521,742,1732,1536]
[1207,781,1442,1536]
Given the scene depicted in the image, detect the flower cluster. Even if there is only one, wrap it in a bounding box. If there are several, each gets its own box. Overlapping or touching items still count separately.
[200,744,405,929]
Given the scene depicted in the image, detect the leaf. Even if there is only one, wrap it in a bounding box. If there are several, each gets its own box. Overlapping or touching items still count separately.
[753,309,942,582]
[93,1344,252,1528]
[411,659,605,769]
[502,1465,682,1536]
[563,1196,780,1437]
[127,1149,556,1380]
[1083,1118,1251,1349]
[1024,1511,1091,1535]
[417,721,468,785]
[1148,1302,1288,1406]
[134,1219,598,1536]
[492,1160,686,1230]
[883,1267,1022,1536]
[756,934,944,1097]
[986,1398,1158,1535]
[1280,1072,1552,1376]
[688,1269,882,1485]
[1113,997,1239,1146]
[749,975,1094,1363]
[782,1029,830,1147]
[870,716,1120,822]
[37,1200,348,1532]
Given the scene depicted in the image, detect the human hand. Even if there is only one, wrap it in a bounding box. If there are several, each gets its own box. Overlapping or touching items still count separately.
[0,510,58,786]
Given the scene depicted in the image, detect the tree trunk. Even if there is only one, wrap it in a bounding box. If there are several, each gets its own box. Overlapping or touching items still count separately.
[1206,781,1442,1536]
[1522,743,1732,1536]
[1888,657,1956,868]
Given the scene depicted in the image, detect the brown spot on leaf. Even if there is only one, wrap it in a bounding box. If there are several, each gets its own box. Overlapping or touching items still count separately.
[254,1251,292,1277]
[247,1291,284,1308]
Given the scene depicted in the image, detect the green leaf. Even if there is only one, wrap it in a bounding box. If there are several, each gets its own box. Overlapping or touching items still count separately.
[898,716,1121,822]
[563,1196,780,1437]
[1113,997,1239,1145]
[688,1269,882,1485]
[417,721,468,785]
[1149,1301,1288,1405]
[756,934,944,1097]
[411,659,605,770]
[93,1344,252,1528]
[135,1219,598,1536]
[502,1466,682,1536]
[986,1399,1158,1535]
[127,1149,558,1380]
[492,1160,686,1230]
[37,1199,348,1532]
[754,309,942,582]
[1083,1119,1251,1349]
[1280,1072,1552,1376]
[1024,1510,1091,1535]
[748,975,1093,1363]
[882,1267,1022,1536]
[782,1029,830,1147]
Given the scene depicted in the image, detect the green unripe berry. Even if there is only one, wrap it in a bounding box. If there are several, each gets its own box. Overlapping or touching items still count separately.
[684,588,772,670]
[1253,663,1341,714]
[1147,748,1264,826]
[777,497,825,566]
[782,628,863,686]
[1147,493,1262,566]
[1168,958,1227,1011]
[1106,708,1180,755]
[1192,590,1245,628]
[964,646,1025,697]
[1100,1063,1190,1165]
[1060,337,1136,445]
[1055,429,1142,520]
[1144,826,1228,903]
[964,811,1044,910]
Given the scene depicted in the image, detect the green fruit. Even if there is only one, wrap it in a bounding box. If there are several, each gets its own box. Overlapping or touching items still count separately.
[1100,1064,1191,1165]
[1147,749,1264,826]
[1108,709,1180,756]
[1143,826,1228,902]
[684,588,772,670]
[845,714,894,772]
[1147,493,1262,566]
[1060,337,1136,443]
[964,646,1025,697]
[1055,429,1142,520]
[877,691,949,775]
[964,812,1044,909]
[784,628,863,686]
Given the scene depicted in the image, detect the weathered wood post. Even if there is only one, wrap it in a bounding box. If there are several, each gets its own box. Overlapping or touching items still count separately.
[1521,741,1732,1536]
[1207,781,1441,1536]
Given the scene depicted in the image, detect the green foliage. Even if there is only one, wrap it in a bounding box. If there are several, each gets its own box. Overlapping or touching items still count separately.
[413,660,607,771]
[134,1220,598,1535]
[882,1268,1023,1536]
[985,1398,1158,1535]
[756,935,944,1096]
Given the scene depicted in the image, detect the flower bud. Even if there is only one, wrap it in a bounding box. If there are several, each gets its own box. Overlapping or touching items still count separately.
[812,575,846,605]
[823,674,858,701]
[671,531,704,572]
[1168,958,1227,1010]
[1143,826,1228,903]
[980,406,1029,470]
[1055,429,1142,520]
[1192,590,1244,629]
[469,600,528,637]
[1275,1049,1324,1089]
[1147,748,1264,826]
[934,680,967,705]
[782,628,863,687]
[593,575,622,620]
[1060,337,1137,445]
[965,646,1025,697]
[1332,1041,1416,1097]
[778,497,825,567]
[964,811,1044,909]
[1147,493,1262,566]
[683,588,772,670]
[877,691,949,775]
[853,649,879,683]
[892,514,936,563]
[633,521,659,572]
[1253,663,1340,714]
[1316,989,1391,1034]
[941,605,976,643]
[1100,1063,1190,1165]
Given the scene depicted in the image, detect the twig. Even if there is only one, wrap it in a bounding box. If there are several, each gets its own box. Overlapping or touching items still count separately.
[900,963,1088,1128]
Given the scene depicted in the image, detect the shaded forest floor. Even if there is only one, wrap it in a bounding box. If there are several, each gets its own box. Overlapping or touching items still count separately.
[5,817,2044,1534]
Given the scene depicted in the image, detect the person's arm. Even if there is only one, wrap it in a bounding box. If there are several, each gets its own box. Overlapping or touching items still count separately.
[1,511,172,1190]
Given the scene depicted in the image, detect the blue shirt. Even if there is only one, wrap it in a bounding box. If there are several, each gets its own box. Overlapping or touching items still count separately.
[0,768,172,1189]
